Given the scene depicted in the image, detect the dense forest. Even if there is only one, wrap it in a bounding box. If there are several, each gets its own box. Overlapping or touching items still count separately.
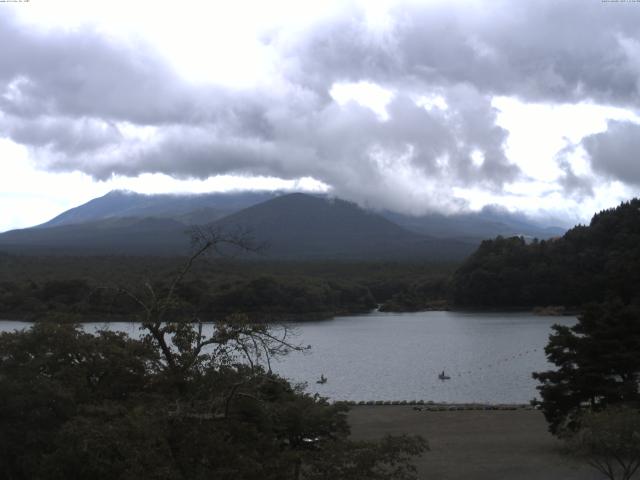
[0,254,454,321]
[452,199,640,309]
[3,199,639,318]
[0,230,426,479]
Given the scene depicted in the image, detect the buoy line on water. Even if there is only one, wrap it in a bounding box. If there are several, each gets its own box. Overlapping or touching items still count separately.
[332,399,535,410]
[439,347,542,378]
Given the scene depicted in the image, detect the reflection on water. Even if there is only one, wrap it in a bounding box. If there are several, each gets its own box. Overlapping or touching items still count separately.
[0,311,575,404]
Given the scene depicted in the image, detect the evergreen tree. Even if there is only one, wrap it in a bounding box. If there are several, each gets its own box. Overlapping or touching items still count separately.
[533,301,640,434]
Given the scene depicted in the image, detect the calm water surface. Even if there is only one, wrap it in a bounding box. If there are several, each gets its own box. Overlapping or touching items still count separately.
[0,311,575,404]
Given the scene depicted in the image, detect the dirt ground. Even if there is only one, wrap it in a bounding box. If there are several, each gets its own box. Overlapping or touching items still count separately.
[348,406,604,480]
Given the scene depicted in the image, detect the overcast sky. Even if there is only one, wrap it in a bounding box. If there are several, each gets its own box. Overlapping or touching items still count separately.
[2,0,640,232]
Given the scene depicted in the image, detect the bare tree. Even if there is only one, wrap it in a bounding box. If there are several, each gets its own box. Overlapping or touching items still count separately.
[117,225,307,393]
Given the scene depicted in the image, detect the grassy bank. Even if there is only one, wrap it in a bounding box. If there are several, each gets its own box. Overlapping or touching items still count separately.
[348,405,599,480]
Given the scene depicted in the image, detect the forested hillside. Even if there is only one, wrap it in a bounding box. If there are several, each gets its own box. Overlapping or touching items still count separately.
[0,255,455,321]
[451,199,640,308]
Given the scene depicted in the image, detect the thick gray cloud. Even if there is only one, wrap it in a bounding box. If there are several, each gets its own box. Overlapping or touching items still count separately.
[36,87,513,213]
[0,17,196,123]
[2,1,640,214]
[582,120,640,186]
[0,114,121,154]
[285,1,640,106]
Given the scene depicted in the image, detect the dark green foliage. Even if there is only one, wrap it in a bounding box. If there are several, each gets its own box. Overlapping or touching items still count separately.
[303,435,428,480]
[37,279,91,304]
[0,256,454,320]
[207,275,376,317]
[379,276,449,312]
[533,301,640,435]
[452,199,640,308]
[566,406,640,480]
[0,322,426,480]
[0,323,158,479]
[0,232,426,479]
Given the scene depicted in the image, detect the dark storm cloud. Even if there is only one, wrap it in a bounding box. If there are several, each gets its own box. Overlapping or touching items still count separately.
[37,87,514,213]
[0,114,122,154]
[0,13,277,130]
[2,1,640,213]
[286,1,640,106]
[0,15,199,124]
[582,120,640,186]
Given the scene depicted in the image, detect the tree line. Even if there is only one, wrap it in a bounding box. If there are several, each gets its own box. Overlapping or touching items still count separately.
[452,199,640,308]
[514,200,640,479]
[0,228,426,479]
[0,255,454,321]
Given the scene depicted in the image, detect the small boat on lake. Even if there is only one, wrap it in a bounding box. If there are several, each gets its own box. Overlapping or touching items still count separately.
[438,370,451,380]
[316,374,327,384]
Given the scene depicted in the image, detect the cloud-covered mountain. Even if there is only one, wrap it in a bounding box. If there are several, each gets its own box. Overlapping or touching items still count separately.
[0,191,565,259]
[210,193,474,260]
[383,207,565,242]
[37,190,278,229]
[2,1,640,220]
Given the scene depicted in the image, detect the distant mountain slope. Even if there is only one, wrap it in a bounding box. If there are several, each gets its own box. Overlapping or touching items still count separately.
[0,217,189,255]
[383,207,565,241]
[451,198,640,308]
[38,190,278,228]
[34,190,566,243]
[0,193,476,260]
[2,189,566,260]
[212,193,476,260]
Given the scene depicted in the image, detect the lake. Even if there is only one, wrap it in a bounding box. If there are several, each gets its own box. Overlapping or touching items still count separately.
[0,311,575,404]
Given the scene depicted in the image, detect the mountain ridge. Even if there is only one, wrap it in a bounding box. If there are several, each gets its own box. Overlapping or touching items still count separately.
[211,193,462,260]
[37,190,280,229]
[1,190,567,260]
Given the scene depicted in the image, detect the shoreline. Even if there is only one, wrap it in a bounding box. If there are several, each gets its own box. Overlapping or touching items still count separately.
[335,400,536,410]
[0,304,579,324]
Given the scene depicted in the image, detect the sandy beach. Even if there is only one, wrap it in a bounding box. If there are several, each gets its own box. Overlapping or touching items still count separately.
[348,406,603,480]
